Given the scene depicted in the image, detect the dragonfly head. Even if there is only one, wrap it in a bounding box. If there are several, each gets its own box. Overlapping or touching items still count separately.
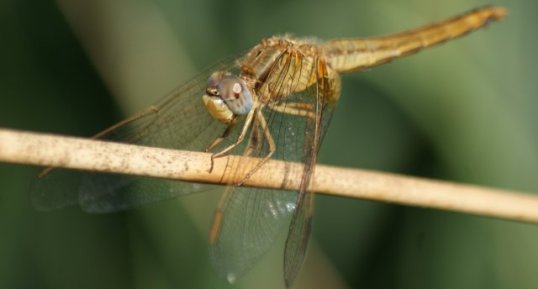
[202,71,254,124]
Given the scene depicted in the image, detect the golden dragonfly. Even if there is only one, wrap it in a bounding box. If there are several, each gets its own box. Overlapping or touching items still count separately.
[33,6,506,288]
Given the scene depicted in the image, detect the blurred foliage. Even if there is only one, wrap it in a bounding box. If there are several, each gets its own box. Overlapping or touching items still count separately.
[1,0,537,289]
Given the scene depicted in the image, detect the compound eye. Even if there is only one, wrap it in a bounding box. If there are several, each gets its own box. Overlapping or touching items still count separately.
[203,71,254,117]
[206,71,227,96]
[219,78,253,115]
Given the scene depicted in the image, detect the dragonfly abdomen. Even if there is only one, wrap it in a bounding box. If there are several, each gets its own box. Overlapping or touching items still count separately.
[322,6,506,73]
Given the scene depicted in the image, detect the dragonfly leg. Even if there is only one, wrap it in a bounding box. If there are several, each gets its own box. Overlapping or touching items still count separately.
[211,106,257,158]
[244,114,262,156]
[236,109,275,186]
[205,116,238,152]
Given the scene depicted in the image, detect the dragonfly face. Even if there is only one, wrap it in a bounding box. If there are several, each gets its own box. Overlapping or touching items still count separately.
[202,71,254,124]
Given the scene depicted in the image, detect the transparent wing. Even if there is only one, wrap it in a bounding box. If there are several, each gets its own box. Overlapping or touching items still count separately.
[283,59,337,287]
[208,52,337,284]
[208,104,304,282]
[208,171,297,283]
[31,59,239,213]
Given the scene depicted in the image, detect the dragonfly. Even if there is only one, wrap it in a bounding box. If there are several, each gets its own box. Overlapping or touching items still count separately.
[32,6,506,288]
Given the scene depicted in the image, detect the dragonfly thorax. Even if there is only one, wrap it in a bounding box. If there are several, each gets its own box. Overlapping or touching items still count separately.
[202,71,254,124]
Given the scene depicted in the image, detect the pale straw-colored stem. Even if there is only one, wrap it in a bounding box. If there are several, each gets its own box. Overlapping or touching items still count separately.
[0,127,537,223]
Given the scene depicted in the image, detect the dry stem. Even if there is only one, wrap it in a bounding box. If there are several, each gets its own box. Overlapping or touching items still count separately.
[0,128,537,223]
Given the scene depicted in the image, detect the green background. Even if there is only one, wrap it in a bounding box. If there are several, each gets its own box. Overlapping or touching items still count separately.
[0,0,536,288]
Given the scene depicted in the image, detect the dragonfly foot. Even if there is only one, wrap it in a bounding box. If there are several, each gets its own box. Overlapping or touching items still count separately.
[208,154,215,173]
